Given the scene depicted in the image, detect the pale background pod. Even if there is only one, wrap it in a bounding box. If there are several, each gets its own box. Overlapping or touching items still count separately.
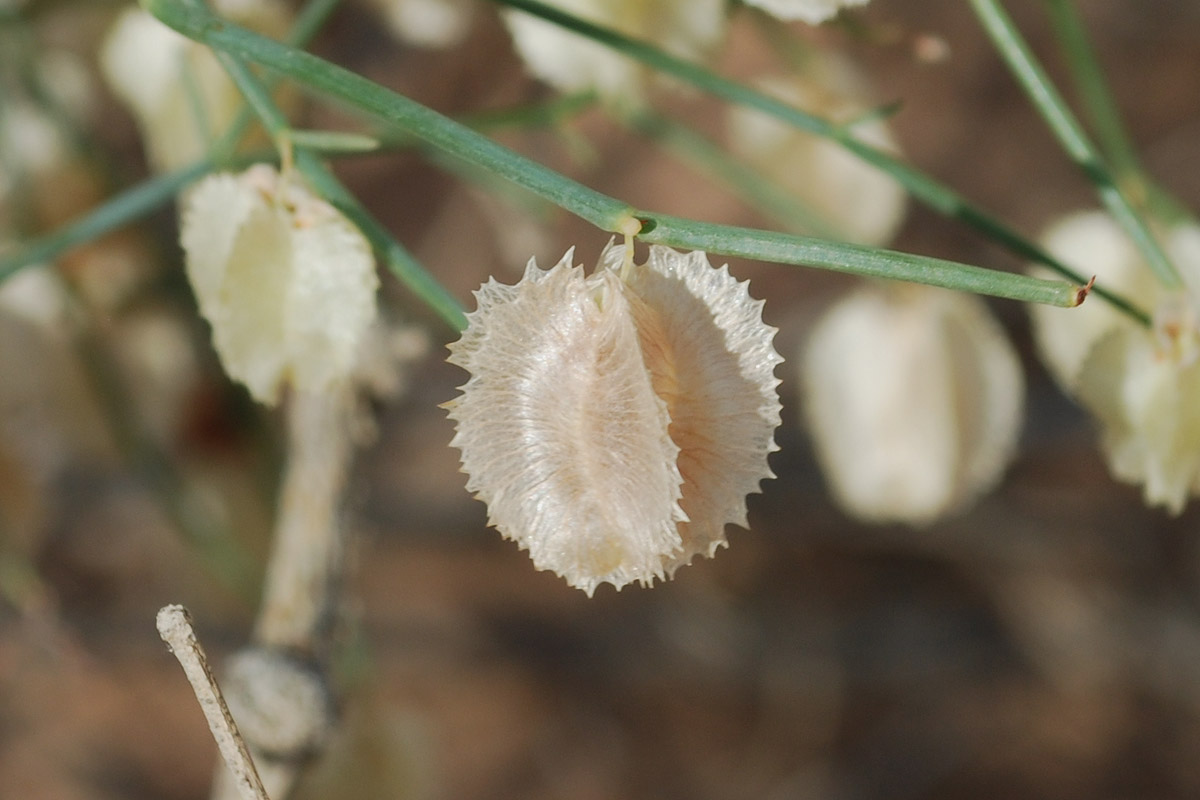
[726,54,908,247]
[741,0,870,25]
[1074,327,1200,514]
[1029,210,1164,391]
[1029,211,1200,513]
[501,0,726,102]
[367,0,475,48]
[803,283,1024,526]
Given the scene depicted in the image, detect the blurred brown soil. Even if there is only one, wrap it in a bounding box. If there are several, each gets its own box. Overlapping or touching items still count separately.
[4,1,1200,799]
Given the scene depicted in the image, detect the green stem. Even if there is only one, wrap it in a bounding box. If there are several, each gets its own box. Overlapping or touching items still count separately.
[969,0,1181,291]
[286,0,344,45]
[1041,0,1141,184]
[465,90,598,132]
[640,214,1084,307]
[178,45,216,150]
[308,163,469,331]
[323,94,597,159]
[0,159,217,281]
[208,0,343,166]
[490,0,1150,324]
[1043,0,1199,230]
[145,0,634,232]
[140,0,1089,308]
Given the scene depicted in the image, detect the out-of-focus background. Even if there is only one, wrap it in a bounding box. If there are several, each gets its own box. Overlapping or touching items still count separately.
[4,1,1200,798]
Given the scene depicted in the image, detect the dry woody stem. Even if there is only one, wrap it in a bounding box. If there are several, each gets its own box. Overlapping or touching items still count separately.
[155,605,272,800]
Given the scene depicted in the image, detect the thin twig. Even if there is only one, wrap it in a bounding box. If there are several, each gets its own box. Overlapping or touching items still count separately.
[156,605,272,800]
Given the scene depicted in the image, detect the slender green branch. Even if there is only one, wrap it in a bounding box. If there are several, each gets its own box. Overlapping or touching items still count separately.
[969,0,1181,290]
[1042,0,1141,183]
[490,0,1149,324]
[208,0,344,166]
[223,38,1080,308]
[286,0,344,45]
[307,163,469,331]
[141,0,1087,308]
[639,214,1085,307]
[284,129,381,153]
[143,0,635,232]
[332,94,597,157]
[179,46,217,146]
[1043,0,1198,230]
[465,90,598,132]
[0,159,216,281]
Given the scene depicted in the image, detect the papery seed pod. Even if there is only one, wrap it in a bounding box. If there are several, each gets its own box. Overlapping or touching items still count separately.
[1074,326,1200,513]
[501,0,726,103]
[802,283,1024,526]
[600,244,784,567]
[1030,210,1200,513]
[180,164,378,405]
[742,0,870,24]
[445,243,782,595]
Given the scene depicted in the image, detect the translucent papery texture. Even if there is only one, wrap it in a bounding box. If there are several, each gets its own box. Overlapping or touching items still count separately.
[180,165,378,405]
[1076,329,1200,514]
[803,284,1023,525]
[727,57,906,246]
[447,245,782,593]
[369,0,474,47]
[101,2,289,172]
[446,253,687,595]
[1029,211,1200,513]
[599,244,783,571]
[502,0,725,102]
[742,0,870,24]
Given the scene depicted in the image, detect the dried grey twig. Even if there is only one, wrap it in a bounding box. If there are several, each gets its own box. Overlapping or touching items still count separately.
[155,604,272,800]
